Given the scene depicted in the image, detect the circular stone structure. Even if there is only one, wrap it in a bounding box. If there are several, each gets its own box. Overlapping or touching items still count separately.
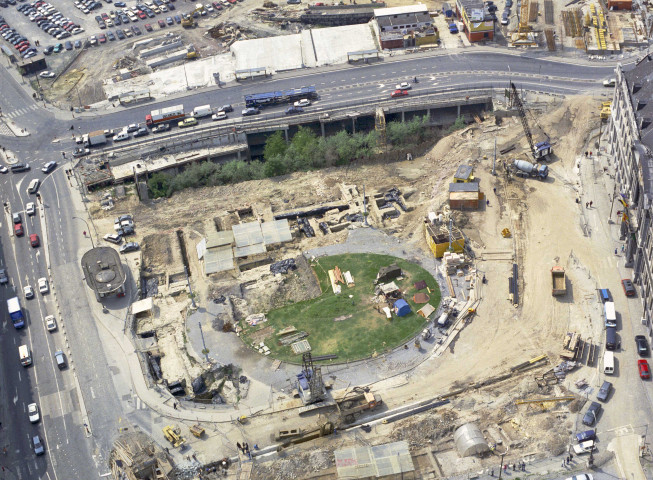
[240,253,441,363]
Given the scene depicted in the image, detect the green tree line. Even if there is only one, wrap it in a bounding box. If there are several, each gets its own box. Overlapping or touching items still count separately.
[148,116,432,198]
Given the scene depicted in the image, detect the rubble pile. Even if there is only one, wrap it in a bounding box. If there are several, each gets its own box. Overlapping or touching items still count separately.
[388,410,459,448]
[253,448,334,480]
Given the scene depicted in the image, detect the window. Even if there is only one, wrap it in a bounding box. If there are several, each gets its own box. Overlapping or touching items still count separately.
[484,32,489,37]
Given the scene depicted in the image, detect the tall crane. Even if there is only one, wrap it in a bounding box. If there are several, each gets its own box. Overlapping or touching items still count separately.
[510,82,552,161]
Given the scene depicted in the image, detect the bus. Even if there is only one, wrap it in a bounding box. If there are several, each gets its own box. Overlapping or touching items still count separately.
[244,86,317,108]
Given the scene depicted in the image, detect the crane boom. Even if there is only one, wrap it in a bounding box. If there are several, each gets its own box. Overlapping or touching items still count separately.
[510,82,552,161]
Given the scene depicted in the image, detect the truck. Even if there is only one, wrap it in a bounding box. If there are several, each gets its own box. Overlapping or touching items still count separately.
[191,104,212,118]
[510,159,548,179]
[339,391,382,423]
[84,130,107,147]
[7,297,25,329]
[145,104,185,127]
[551,266,566,296]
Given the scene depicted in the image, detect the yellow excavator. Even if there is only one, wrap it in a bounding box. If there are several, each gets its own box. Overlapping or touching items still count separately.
[162,425,185,448]
[182,4,205,27]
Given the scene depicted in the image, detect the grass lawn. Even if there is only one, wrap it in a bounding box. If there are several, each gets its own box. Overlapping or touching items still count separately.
[240,253,441,363]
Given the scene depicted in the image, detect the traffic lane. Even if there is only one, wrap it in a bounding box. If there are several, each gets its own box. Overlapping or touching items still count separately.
[41,168,73,268]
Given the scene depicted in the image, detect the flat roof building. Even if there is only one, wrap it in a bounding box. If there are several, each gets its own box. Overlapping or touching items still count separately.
[455,0,496,42]
[374,4,432,33]
[81,247,127,301]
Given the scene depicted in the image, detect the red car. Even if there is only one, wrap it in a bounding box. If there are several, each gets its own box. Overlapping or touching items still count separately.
[622,278,636,297]
[158,19,166,28]
[30,233,40,248]
[144,23,152,31]
[98,33,107,43]
[391,89,408,98]
[639,359,651,379]
[14,223,23,236]
[138,10,146,18]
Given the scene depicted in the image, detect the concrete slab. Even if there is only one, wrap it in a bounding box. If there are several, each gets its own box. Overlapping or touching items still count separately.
[308,24,378,67]
[231,34,304,73]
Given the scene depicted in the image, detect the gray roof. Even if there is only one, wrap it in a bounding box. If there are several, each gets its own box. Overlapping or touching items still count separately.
[454,164,473,180]
[81,247,126,295]
[376,12,432,28]
[449,182,479,192]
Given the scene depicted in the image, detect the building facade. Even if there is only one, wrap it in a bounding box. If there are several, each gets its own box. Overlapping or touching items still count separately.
[607,56,653,339]
[374,4,432,33]
[455,0,495,42]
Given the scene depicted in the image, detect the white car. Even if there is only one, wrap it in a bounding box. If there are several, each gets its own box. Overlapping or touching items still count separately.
[564,475,593,480]
[38,278,49,294]
[28,403,40,423]
[603,78,616,87]
[212,111,227,121]
[395,82,411,90]
[39,71,56,78]
[0,165,7,174]
[294,99,311,107]
[24,285,34,299]
[104,233,123,245]
[26,202,36,216]
[45,315,57,331]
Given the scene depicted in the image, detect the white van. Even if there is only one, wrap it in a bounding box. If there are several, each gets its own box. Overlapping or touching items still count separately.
[604,301,617,328]
[27,179,40,194]
[19,345,32,366]
[603,351,614,375]
[113,131,130,142]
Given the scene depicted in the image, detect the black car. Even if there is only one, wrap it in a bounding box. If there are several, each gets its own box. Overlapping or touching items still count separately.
[219,104,233,113]
[242,107,259,116]
[132,25,141,35]
[133,127,148,137]
[43,45,54,54]
[582,402,602,426]
[636,335,650,357]
[116,28,125,39]
[596,380,612,402]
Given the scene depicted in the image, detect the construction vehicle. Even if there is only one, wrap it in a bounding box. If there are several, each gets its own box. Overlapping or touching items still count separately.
[510,82,552,161]
[551,266,566,296]
[277,422,334,450]
[339,391,383,424]
[162,425,185,448]
[600,101,612,120]
[186,44,199,60]
[508,159,548,180]
[189,424,205,438]
[182,4,204,27]
[510,0,536,46]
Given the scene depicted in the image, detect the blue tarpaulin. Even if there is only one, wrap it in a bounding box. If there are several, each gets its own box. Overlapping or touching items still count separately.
[394,299,411,317]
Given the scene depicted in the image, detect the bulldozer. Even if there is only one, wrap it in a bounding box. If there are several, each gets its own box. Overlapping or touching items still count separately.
[162,425,185,448]
[182,4,204,27]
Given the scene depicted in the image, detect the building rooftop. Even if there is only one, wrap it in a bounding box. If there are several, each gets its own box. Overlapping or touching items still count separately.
[624,56,653,150]
[374,4,427,17]
[376,12,432,27]
[81,247,126,296]
[449,182,479,192]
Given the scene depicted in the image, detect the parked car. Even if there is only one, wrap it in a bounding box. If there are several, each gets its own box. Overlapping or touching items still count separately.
[596,380,612,402]
[582,402,602,426]
[575,430,595,443]
[28,403,40,423]
[39,70,55,78]
[242,107,259,116]
[133,126,148,137]
[0,268,8,284]
[32,435,45,455]
[157,18,165,27]
[212,111,227,121]
[104,233,123,244]
[218,104,233,112]
[638,359,651,379]
[152,123,170,133]
[622,278,636,296]
[26,202,35,215]
[116,28,125,38]
[636,335,650,356]
[144,22,152,30]
[120,241,139,253]
[54,350,66,369]
[45,315,57,331]
[126,123,140,132]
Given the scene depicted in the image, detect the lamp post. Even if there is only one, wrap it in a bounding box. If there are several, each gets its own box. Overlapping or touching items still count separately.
[72,216,95,248]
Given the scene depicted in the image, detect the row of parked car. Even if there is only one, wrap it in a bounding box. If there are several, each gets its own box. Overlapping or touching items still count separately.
[18,0,85,40]
[0,14,37,58]
[0,0,24,9]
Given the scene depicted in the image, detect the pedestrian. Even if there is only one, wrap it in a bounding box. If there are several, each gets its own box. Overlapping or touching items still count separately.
[493,187,497,194]
[615,248,618,255]
[503,464,507,472]
[590,201,593,207]
[622,244,625,252]
[569,453,573,461]
[254,444,259,450]
[585,151,588,157]
[562,459,566,467]
[512,463,516,471]
[586,202,589,208]
[486,199,490,206]
[173,403,177,410]
[165,447,169,454]
[237,442,242,452]
[490,469,494,477]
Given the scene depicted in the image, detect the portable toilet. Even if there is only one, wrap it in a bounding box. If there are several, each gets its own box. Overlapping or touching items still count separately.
[394,299,411,317]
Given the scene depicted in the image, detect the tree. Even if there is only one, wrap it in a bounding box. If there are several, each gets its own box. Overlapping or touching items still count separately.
[148,172,171,198]
[263,154,287,178]
[263,131,288,161]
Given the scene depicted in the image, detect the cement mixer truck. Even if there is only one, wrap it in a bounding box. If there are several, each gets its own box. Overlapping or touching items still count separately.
[509,159,548,180]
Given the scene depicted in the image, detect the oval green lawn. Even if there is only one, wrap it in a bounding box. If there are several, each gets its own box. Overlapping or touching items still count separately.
[240,253,441,363]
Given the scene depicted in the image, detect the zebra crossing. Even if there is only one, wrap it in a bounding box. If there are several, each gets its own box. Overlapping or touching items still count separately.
[3,104,39,119]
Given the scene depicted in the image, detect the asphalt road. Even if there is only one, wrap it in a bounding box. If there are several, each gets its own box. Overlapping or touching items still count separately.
[0,49,638,479]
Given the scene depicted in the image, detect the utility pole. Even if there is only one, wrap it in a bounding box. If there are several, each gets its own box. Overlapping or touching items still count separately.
[498,453,506,479]
[492,137,496,176]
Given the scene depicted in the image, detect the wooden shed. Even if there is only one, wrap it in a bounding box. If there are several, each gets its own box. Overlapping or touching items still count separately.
[449,183,483,210]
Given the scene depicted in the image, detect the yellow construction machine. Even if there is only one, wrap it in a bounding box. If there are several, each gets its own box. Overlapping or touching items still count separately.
[162,425,185,448]
[182,4,204,27]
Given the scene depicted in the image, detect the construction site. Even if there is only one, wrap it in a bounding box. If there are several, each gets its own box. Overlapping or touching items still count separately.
[88,81,636,480]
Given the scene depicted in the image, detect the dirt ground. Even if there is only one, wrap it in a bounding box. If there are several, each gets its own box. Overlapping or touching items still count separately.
[90,93,606,477]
